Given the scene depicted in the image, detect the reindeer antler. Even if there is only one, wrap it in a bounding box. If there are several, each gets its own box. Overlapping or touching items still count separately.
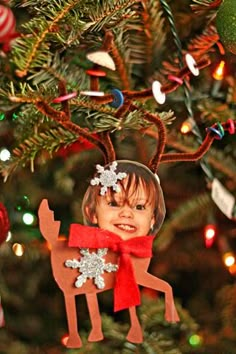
[35,80,115,164]
[9,43,232,175]
[160,120,236,163]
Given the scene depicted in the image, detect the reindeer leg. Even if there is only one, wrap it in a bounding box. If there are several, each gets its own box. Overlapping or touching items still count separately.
[64,294,82,348]
[137,272,180,322]
[86,293,104,342]
[126,306,143,343]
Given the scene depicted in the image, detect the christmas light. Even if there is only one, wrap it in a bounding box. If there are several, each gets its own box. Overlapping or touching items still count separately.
[212,60,226,81]
[188,333,203,347]
[222,252,235,267]
[180,118,195,134]
[61,334,69,346]
[22,212,35,225]
[229,264,236,276]
[0,148,11,161]
[6,231,12,242]
[12,243,25,257]
[211,60,226,97]
[204,224,216,248]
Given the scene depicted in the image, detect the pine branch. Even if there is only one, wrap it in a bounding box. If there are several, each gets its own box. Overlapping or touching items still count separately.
[76,106,151,132]
[216,284,236,329]
[161,25,217,76]
[62,297,197,353]
[0,127,78,180]
[85,0,138,32]
[118,1,165,69]
[191,0,222,13]
[155,193,213,251]
[187,25,219,57]
[13,0,80,77]
[27,53,88,90]
[146,130,236,182]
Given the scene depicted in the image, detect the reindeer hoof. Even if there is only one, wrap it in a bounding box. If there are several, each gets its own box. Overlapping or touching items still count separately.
[88,329,104,342]
[165,310,180,323]
[126,328,143,344]
[66,335,83,348]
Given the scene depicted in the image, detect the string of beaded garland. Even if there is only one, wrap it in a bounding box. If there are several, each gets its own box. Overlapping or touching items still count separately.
[52,56,210,105]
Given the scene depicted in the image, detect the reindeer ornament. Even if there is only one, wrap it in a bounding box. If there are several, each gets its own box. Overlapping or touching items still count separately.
[39,159,180,348]
[37,32,236,348]
[38,118,235,350]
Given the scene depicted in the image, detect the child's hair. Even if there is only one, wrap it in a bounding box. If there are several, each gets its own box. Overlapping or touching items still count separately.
[82,160,166,235]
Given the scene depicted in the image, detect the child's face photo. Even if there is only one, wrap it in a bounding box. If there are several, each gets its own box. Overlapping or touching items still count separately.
[91,177,155,240]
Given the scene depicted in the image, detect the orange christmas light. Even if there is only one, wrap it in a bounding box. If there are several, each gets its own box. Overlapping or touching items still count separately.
[222,252,235,268]
[212,60,226,81]
[180,118,195,134]
[61,334,69,346]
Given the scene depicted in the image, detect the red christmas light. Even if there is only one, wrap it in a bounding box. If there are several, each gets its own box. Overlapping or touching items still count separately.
[204,224,216,248]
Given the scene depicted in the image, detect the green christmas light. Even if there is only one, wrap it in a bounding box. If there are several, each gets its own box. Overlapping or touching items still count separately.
[188,334,203,347]
[0,112,5,120]
[15,195,30,211]
[12,113,18,120]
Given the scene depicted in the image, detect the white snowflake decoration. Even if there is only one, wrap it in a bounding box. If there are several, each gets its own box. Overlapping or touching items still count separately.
[65,248,118,289]
[90,161,127,195]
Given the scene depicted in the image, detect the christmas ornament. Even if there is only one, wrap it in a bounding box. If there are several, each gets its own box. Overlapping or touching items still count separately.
[56,138,96,159]
[0,296,4,327]
[0,202,10,245]
[38,160,179,349]
[216,0,236,54]
[0,5,17,51]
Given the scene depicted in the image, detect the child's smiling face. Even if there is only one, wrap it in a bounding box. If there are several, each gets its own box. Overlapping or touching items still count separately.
[91,177,155,240]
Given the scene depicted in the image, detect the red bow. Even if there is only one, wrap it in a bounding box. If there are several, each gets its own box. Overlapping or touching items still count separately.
[69,224,154,312]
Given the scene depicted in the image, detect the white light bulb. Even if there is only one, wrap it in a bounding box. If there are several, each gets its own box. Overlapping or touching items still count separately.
[0,148,11,161]
[22,212,35,225]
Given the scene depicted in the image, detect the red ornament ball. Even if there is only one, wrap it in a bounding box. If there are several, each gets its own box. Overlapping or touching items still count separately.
[0,202,10,245]
[216,0,236,54]
[0,5,16,42]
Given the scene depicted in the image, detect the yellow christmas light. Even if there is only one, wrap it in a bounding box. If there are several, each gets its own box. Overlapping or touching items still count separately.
[12,243,25,257]
[223,252,235,267]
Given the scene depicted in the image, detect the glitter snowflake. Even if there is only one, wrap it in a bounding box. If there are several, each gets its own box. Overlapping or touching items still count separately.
[65,248,118,289]
[90,161,127,195]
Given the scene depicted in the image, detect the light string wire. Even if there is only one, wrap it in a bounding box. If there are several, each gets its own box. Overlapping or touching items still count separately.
[159,0,214,181]
[160,0,236,218]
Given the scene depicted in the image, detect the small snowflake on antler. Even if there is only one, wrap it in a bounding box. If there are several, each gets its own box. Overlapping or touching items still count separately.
[90,161,127,195]
[65,248,118,289]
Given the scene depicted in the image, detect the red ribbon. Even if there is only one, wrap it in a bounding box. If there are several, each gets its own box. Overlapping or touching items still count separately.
[69,224,154,312]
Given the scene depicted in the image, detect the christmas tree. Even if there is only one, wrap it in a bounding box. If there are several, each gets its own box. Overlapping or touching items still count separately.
[0,0,235,353]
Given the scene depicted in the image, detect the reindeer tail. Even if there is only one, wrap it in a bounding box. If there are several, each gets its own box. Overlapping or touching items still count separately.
[38,199,61,246]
